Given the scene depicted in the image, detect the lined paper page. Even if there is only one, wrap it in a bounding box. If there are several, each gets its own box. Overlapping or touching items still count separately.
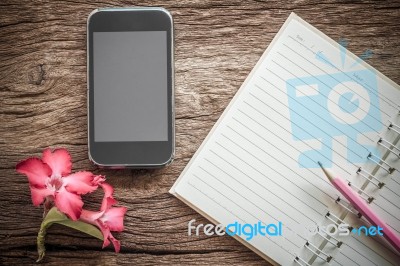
[171,13,400,265]
[335,112,400,266]
[329,214,400,266]
[362,116,400,234]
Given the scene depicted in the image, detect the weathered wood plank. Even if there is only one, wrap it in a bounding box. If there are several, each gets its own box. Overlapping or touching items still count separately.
[1,249,267,266]
[1,0,400,265]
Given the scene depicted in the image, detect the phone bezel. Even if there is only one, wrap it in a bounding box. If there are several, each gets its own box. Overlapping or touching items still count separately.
[87,8,174,168]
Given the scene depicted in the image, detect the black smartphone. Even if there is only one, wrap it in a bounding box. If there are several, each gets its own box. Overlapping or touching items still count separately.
[87,8,174,168]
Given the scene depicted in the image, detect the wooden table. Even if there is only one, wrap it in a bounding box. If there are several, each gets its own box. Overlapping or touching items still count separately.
[1,1,399,265]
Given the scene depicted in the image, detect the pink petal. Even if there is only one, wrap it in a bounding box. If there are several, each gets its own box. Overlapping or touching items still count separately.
[101,197,118,212]
[16,158,52,188]
[108,232,121,253]
[54,187,83,220]
[102,237,111,250]
[30,186,53,206]
[99,225,121,253]
[100,183,117,211]
[100,182,114,198]
[63,171,97,195]
[93,175,106,186]
[98,223,111,249]
[80,209,104,224]
[104,207,127,232]
[42,148,72,177]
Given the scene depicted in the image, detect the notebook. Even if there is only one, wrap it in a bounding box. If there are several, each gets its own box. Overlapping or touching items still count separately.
[170,13,400,265]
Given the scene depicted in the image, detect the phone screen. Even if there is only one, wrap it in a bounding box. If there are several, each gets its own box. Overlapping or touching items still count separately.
[93,31,168,142]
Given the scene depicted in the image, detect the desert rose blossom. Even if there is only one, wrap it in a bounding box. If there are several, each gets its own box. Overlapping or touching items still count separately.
[80,182,127,252]
[16,148,104,220]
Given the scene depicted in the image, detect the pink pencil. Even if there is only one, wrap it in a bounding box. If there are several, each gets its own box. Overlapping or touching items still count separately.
[318,161,400,254]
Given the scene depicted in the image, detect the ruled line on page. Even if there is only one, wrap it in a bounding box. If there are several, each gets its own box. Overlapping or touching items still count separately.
[248,85,362,173]
[231,108,334,192]
[228,85,399,263]
[382,186,400,206]
[197,160,306,248]
[370,202,400,233]
[379,184,400,212]
[255,79,364,161]
[272,57,382,134]
[213,141,318,225]
[187,181,245,222]
[224,122,333,203]
[200,157,314,229]
[378,181,400,220]
[196,167,285,224]
[239,95,352,181]
[221,132,328,214]
[288,35,398,110]
[345,235,395,266]
[330,258,345,266]
[258,46,400,222]
[281,42,392,118]
[193,172,304,248]
[276,49,390,122]
[390,178,400,186]
[258,74,370,157]
[379,193,400,216]
[207,148,301,225]
[266,65,376,144]
[336,251,362,266]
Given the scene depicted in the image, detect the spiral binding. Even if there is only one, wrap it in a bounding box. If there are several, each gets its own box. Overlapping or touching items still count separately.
[367,152,395,174]
[304,241,332,262]
[378,137,400,158]
[356,167,384,188]
[294,121,399,266]
[388,121,400,135]
[317,227,343,247]
[294,255,311,266]
[336,196,362,218]
[325,211,343,225]
[295,115,399,265]
[347,181,374,203]
[353,130,399,195]
[294,211,344,265]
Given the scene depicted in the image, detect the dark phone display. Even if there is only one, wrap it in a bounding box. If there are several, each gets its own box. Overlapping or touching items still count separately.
[93,31,168,142]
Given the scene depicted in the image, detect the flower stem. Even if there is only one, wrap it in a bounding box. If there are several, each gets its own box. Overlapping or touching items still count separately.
[43,197,53,218]
[36,219,49,262]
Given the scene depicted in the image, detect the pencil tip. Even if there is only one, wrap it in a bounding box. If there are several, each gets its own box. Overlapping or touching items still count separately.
[318,162,335,182]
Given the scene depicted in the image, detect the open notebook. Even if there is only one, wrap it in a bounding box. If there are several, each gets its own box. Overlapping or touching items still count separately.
[170,13,400,265]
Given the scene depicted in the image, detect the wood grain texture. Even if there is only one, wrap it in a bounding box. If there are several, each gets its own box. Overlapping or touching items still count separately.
[0,0,399,265]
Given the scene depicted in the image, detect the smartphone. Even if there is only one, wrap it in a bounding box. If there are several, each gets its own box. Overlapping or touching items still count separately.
[87,8,174,168]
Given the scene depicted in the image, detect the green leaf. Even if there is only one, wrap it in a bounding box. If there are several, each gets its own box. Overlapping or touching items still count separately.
[55,219,103,240]
[36,207,103,262]
[42,206,70,225]
[43,207,103,240]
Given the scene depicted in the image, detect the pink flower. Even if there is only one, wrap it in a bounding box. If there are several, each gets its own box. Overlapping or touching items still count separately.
[80,183,127,252]
[16,148,104,220]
